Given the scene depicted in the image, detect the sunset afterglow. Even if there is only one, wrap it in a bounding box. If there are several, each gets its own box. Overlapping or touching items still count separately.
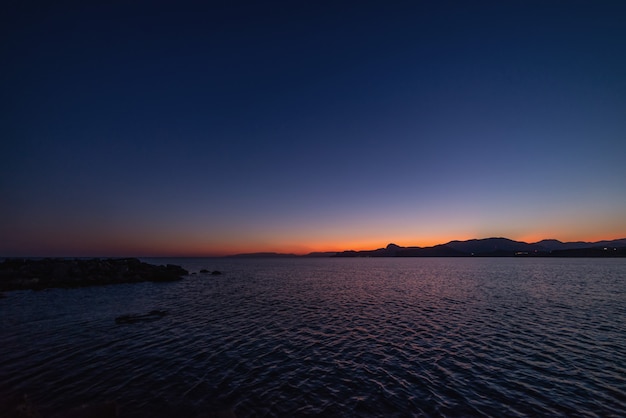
[2,2,625,257]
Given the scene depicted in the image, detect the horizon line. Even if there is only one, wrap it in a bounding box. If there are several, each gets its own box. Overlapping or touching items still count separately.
[3,235,626,259]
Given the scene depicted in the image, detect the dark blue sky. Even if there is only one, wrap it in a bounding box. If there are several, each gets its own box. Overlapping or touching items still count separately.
[2,1,626,256]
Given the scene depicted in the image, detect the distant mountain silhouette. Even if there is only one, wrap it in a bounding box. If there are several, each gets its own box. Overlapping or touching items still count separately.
[302,251,340,257]
[227,252,298,258]
[536,238,626,251]
[328,237,626,258]
[227,237,626,258]
[333,243,422,257]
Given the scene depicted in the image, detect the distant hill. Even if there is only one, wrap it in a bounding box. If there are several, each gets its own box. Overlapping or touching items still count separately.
[227,237,626,258]
[333,243,422,257]
[302,252,339,257]
[444,237,540,254]
[329,237,626,258]
[227,252,298,258]
[535,238,626,251]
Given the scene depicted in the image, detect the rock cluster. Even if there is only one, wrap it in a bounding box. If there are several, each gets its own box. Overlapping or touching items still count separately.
[0,258,188,291]
[200,269,222,275]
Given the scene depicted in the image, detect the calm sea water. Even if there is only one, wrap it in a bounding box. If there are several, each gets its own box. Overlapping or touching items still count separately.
[1,258,625,417]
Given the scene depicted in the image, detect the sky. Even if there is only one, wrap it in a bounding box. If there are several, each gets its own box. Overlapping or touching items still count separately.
[2,1,626,256]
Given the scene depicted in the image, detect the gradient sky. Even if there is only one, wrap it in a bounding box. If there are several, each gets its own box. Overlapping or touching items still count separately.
[2,1,626,256]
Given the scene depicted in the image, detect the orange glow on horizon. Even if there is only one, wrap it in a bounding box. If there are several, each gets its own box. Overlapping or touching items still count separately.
[5,230,625,258]
[207,232,626,256]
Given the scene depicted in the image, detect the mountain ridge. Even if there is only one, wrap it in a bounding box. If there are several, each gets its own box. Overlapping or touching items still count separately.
[229,237,626,258]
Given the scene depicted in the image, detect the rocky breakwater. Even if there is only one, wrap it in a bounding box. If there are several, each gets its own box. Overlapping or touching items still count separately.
[0,258,188,291]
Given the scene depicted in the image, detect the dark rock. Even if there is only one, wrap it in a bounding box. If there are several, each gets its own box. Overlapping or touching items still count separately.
[0,259,188,291]
[199,269,221,275]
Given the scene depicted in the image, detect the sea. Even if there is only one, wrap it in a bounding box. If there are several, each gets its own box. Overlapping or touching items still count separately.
[1,257,625,417]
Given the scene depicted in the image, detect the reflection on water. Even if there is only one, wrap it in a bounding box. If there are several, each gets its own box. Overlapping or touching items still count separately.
[1,258,625,417]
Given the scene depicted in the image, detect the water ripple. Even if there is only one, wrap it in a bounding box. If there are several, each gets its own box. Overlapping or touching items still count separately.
[1,258,625,417]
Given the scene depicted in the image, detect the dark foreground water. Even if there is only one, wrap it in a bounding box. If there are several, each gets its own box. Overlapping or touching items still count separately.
[1,258,625,417]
